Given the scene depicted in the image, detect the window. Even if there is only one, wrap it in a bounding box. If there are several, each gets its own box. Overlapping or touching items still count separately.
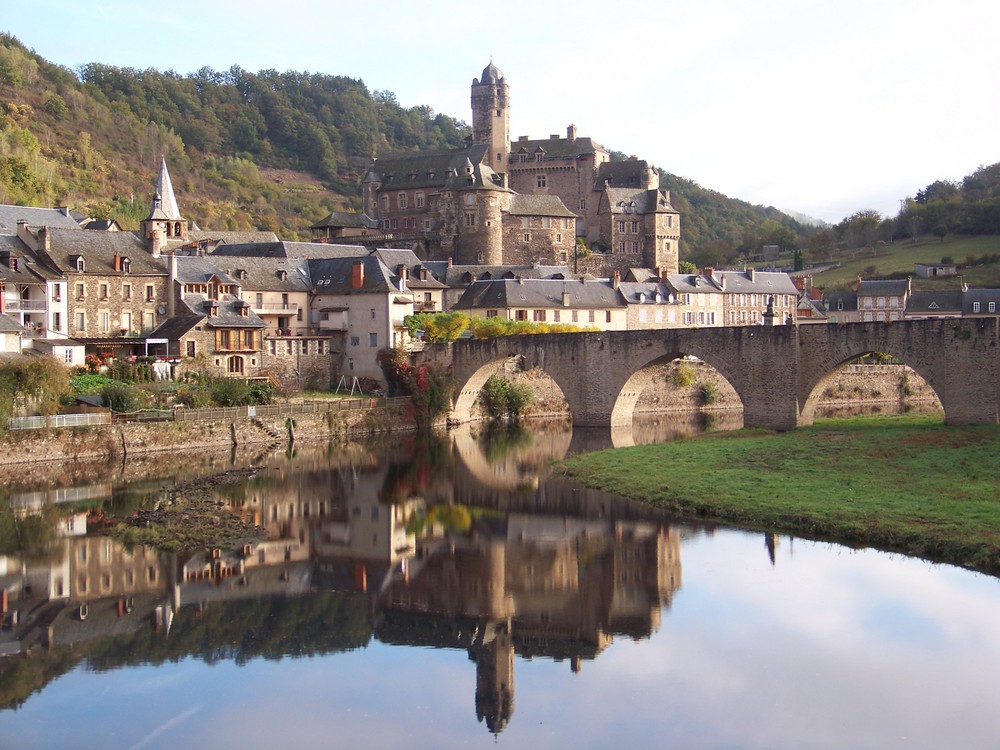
[465,213,476,228]
[535,152,543,163]
[666,216,673,228]
[121,257,131,274]
[572,310,579,323]
[588,310,596,323]
[144,312,154,329]
[973,302,981,313]
[380,196,389,212]
[486,309,499,318]
[75,257,85,272]
[631,221,638,233]
[618,242,626,253]
[146,285,155,301]
[524,233,531,242]
[368,332,377,348]
[76,312,85,331]
[351,336,359,346]
[100,283,108,300]
[556,233,562,243]
[536,174,546,188]
[51,284,61,302]
[631,242,639,253]
[533,310,546,322]
[991,302,997,313]
[123,284,131,301]
[423,219,431,231]
[606,311,612,323]
[398,193,407,209]
[186,341,196,357]
[515,310,528,321]
[519,153,528,163]
[76,283,85,300]
[415,192,424,208]
[100,312,109,332]
[370,308,376,320]
[618,221,626,233]
[228,356,244,375]
[579,199,586,211]
[121,312,131,332]
[391,218,398,229]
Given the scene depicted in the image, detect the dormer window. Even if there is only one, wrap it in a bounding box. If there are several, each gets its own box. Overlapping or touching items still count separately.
[121,257,131,274]
[237,269,247,280]
[74,256,86,273]
[239,303,249,318]
[207,302,219,317]
[277,270,288,281]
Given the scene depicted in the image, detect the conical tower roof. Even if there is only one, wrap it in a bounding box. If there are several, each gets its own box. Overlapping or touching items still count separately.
[149,157,182,220]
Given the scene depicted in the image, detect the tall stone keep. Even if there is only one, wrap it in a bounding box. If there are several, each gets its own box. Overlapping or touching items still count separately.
[471,62,510,178]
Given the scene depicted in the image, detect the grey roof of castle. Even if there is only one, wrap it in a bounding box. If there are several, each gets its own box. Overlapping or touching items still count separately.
[311,211,379,230]
[367,144,508,193]
[962,288,1000,314]
[210,241,367,260]
[857,279,908,297]
[507,194,577,218]
[437,264,573,289]
[477,62,505,84]
[187,230,279,245]
[307,255,402,295]
[624,268,660,283]
[178,293,266,329]
[42,229,165,275]
[602,188,677,215]
[0,205,83,234]
[510,136,605,159]
[452,278,624,311]
[595,160,654,189]
[907,290,963,314]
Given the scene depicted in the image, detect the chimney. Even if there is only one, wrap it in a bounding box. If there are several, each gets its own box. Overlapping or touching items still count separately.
[854,274,862,291]
[113,254,121,272]
[37,226,50,251]
[562,284,571,307]
[352,260,364,289]
[747,267,755,282]
[659,266,669,283]
[167,253,177,318]
[567,124,577,140]
[906,276,912,296]
[611,270,620,289]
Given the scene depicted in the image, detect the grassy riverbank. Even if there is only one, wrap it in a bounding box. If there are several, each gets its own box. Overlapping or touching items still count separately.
[559,413,1000,575]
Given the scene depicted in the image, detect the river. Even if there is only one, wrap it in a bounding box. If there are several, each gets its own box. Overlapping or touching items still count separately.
[2,412,999,749]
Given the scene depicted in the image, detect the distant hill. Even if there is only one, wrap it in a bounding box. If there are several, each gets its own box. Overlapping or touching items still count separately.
[0,34,867,259]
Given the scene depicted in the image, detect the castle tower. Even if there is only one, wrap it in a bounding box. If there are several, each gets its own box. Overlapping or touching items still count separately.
[471,62,510,176]
[142,157,188,256]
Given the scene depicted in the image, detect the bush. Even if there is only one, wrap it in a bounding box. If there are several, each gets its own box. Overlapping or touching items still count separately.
[71,373,112,394]
[210,377,252,407]
[699,381,718,405]
[672,362,697,388]
[480,374,533,421]
[101,381,139,413]
[176,385,212,408]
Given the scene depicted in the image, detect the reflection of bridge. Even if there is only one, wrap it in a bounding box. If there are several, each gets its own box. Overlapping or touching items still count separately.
[420,320,1000,430]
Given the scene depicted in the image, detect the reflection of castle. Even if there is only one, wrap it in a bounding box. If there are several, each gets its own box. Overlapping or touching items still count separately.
[376,514,682,734]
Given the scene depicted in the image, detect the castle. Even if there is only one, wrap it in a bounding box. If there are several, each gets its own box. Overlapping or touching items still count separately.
[359,62,680,275]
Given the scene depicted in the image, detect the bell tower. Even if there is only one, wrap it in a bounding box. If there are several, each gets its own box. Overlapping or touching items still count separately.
[471,61,510,176]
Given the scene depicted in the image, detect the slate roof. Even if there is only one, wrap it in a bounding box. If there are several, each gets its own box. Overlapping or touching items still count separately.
[212,256,312,293]
[507,194,577,218]
[452,278,624,311]
[823,290,858,312]
[961,288,1000,314]
[857,279,909,298]
[0,236,60,282]
[595,160,655,189]
[602,188,678,215]
[907,290,963,315]
[150,315,203,340]
[307,255,402,295]
[178,293,266,329]
[439,264,573,289]
[510,136,605,160]
[0,313,24,333]
[477,61,505,84]
[210,241,367,260]
[311,211,379,230]
[372,249,449,290]
[148,157,182,221]
[171,256,239,286]
[41,229,165,276]
[0,205,83,234]
[187,230,279,245]
[367,144,508,193]
[615,281,674,304]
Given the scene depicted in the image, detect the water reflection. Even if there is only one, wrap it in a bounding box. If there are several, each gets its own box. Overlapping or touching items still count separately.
[3,411,999,749]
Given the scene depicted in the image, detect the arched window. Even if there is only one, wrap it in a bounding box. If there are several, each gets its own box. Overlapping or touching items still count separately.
[227,356,244,375]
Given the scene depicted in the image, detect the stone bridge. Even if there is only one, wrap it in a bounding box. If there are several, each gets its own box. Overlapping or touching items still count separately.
[416,319,1000,430]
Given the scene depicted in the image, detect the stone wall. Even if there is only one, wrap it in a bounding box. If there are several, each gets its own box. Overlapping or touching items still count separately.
[0,402,412,467]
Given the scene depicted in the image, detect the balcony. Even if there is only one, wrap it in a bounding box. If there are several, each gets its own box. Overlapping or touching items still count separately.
[253,302,300,314]
[4,299,47,312]
[413,300,437,313]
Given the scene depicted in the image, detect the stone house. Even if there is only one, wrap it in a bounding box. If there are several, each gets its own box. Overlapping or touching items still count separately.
[961,288,1000,318]
[428,263,572,312]
[905,290,963,319]
[0,234,59,344]
[451,276,628,330]
[823,290,859,323]
[310,211,380,241]
[597,187,680,273]
[501,195,578,267]
[307,255,415,386]
[372,248,449,315]
[856,278,910,322]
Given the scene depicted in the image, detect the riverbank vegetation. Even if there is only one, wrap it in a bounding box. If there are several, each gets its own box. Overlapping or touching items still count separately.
[559,413,1000,575]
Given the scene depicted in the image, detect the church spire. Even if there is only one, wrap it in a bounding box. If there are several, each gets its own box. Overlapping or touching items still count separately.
[152,156,182,220]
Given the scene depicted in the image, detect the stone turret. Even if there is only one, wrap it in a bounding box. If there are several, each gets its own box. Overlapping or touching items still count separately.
[471,61,510,175]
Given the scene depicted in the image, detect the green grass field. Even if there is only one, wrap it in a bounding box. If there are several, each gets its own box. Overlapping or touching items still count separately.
[559,413,1000,575]
[810,235,1000,289]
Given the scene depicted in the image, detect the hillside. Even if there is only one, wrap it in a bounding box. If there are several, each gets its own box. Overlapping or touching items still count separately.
[0,34,893,258]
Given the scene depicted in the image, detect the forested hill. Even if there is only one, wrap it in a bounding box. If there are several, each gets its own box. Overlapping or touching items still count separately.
[0,33,805,253]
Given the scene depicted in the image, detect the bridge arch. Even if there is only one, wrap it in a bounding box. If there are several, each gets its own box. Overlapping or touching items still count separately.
[450,353,570,424]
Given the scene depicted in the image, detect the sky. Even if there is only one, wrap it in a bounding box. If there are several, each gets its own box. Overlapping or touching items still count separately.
[3,0,999,224]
